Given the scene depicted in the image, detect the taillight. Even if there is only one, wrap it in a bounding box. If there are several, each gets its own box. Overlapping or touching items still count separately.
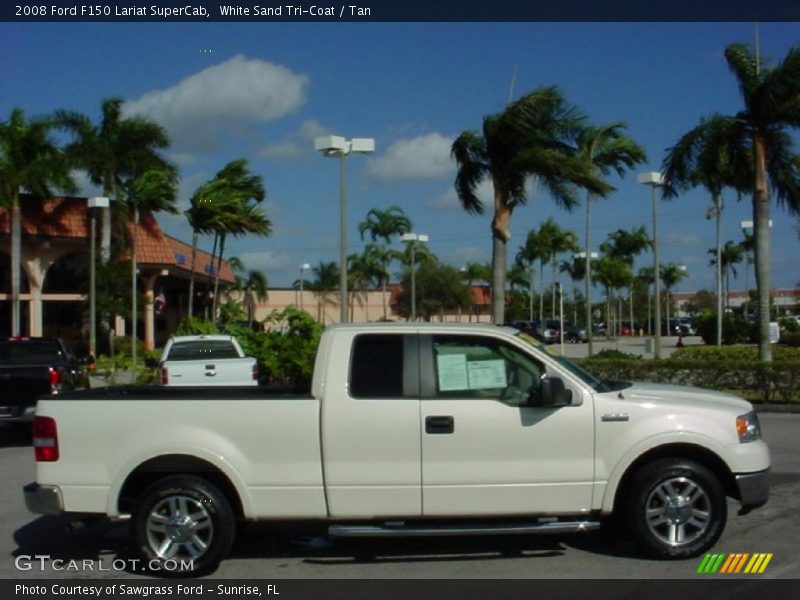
[48,367,62,394]
[161,367,168,385]
[33,416,59,462]
[252,363,258,381]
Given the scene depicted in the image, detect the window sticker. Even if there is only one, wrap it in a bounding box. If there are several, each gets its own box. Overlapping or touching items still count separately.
[437,353,469,391]
[467,359,507,389]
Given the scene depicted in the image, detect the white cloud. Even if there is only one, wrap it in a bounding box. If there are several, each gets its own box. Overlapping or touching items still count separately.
[258,119,331,160]
[365,133,454,181]
[236,251,291,272]
[124,55,309,152]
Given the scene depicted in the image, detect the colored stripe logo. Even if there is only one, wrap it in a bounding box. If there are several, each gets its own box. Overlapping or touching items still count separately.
[697,553,773,574]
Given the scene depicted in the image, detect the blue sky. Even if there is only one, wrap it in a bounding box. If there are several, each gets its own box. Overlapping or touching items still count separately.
[2,22,799,295]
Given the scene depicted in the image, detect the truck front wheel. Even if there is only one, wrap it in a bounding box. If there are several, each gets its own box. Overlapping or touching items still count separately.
[132,475,235,576]
[625,458,726,559]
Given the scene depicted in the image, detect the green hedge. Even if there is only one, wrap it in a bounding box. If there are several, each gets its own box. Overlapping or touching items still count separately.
[577,356,800,404]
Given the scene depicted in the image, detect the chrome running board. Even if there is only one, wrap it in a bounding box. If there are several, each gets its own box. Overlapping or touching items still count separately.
[328,520,601,538]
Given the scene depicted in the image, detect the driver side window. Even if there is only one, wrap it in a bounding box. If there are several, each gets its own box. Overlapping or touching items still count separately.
[432,335,544,405]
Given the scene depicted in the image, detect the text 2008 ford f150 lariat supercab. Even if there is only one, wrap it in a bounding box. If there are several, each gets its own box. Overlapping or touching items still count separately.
[24,323,770,575]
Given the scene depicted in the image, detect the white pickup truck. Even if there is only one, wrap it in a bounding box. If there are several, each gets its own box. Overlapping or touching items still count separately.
[150,334,258,386]
[25,323,769,575]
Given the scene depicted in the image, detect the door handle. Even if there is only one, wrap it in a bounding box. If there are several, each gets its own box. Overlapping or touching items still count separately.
[425,415,454,434]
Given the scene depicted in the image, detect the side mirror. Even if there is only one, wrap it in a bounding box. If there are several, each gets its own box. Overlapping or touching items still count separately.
[144,357,159,369]
[534,377,572,408]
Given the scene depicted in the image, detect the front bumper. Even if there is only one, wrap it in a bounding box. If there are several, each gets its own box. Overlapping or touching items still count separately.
[736,468,770,511]
[24,482,63,515]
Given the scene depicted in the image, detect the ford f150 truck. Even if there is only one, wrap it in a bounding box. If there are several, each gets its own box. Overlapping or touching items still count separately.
[25,323,769,575]
[148,334,258,386]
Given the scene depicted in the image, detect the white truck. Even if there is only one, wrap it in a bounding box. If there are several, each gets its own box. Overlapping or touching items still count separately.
[25,323,769,575]
[149,334,258,386]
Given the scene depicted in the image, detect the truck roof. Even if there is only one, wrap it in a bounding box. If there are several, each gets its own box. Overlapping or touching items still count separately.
[325,322,519,336]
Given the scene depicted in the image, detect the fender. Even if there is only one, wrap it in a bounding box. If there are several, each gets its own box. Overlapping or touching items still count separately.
[599,430,730,514]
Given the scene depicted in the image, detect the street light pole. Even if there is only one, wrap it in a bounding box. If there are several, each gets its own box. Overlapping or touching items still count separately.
[401,233,428,321]
[87,197,109,358]
[639,172,664,359]
[315,136,375,324]
[575,251,598,356]
[299,263,310,313]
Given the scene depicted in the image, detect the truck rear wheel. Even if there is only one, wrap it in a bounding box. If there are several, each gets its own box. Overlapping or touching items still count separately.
[132,475,235,576]
[625,458,726,559]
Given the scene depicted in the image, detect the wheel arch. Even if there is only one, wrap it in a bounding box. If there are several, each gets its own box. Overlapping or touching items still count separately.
[116,454,246,520]
[609,443,737,516]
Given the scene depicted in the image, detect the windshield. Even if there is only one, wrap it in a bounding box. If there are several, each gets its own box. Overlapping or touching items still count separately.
[515,332,627,393]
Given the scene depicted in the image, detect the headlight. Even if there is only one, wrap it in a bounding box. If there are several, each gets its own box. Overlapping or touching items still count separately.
[736,410,761,443]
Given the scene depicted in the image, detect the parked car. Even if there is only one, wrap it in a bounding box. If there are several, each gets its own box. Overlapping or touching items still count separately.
[0,337,91,431]
[147,334,258,386]
[26,323,770,575]
[505,320,558,344]
[545,320,589,343]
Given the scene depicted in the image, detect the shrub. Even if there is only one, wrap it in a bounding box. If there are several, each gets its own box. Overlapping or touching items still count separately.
[693,311,755,345]
[593,348,641,360]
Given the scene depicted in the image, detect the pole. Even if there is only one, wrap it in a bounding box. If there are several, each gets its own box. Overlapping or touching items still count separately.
[300,266,305,312]
[528,267,534,322]
[89,209,97,357]
[558,283,564,355]
[410,241,417,321]
[131,208,139,367]
[715,196,723,346]
[652,186,662,359]
[339,153,348,323]
[584,193,593,356]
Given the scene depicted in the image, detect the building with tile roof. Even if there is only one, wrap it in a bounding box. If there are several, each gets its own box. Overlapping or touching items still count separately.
[0,195,234,352]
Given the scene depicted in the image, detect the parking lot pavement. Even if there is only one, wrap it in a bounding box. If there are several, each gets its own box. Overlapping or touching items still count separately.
[2,414,798,580]
[558,335,703,359]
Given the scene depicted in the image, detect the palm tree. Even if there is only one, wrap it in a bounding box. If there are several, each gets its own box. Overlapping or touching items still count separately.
[709,241,745,311]
[637,267,655,335]
[452,87,610,324]
[559,256,586,324]
[0,108,76,335]
[310,261,339,323]
[711,43,800,360]
[517,225,551,323]
[660,263,689,335]
[663,114,751,346]
[358,205,412,243]
[348,247,383,322]
[575,123,646,354]
[601,226,652,338]
[545,222,579,319]
[593,256,632,338]
[193,160,269,319]
[122,166,179,363]
[56,98,171,256]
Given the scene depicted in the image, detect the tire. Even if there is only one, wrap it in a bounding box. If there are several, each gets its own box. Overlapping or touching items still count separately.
[132,475,236,577]
[624,458,726,559]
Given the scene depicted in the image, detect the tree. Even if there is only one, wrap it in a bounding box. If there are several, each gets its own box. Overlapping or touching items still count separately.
[711,43,800,360]
[395,261,471,321]
[56,98,171,254]
[310,261,339,323]
[348,247,383,322]
[452,87,610,324]
[593,256,632,338]
[575,123,646,353]
[358,206,411,320]
[663,113,751,346]
[708,241,745,311]
[229,256,269,324]
[0,108,76,335]
[194,160,270,319]
[517,224,552,323]
[660,262,689,333]
[637,267,656,334]
[544,221,579,319]
[601,226,652,337]
[357,205,412,243]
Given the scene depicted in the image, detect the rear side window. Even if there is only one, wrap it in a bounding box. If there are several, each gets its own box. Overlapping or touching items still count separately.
[349,334,404,398]
[166,340,240,361]
[0,341,63,364]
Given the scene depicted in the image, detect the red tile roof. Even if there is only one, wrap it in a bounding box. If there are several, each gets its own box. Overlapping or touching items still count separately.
[0,195,234,283]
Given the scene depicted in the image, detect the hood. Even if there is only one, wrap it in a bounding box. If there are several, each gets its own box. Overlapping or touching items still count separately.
[619,381,752,413]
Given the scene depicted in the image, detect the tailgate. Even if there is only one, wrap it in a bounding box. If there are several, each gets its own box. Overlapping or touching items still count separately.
[0,366,51,418]
[163,358,257,386]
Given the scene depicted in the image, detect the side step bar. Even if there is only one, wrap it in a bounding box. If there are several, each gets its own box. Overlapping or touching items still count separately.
[329,520,601,538]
